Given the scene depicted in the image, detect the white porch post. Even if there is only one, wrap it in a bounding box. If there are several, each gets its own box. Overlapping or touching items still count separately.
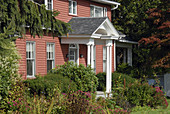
[91,44,94,68]
[114,40,116,71]
[106,46,110,93]
[87,39,94,66]
[87,44,91,65]
[77,44,79,65]
[109,46,112,89]
[106,40,113,93]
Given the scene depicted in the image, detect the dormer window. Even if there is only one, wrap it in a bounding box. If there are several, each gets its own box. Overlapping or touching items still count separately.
[90,5,107,17]
[33,0,53,10]
[69,0,77,15]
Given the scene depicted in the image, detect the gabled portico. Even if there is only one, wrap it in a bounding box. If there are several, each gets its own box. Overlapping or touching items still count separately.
[61,17,135,93]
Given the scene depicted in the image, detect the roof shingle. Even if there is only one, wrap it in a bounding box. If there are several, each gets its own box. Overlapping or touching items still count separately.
[68,17,107,35]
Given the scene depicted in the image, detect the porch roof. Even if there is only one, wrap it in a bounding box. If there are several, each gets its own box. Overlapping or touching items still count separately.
[69,17,107,35]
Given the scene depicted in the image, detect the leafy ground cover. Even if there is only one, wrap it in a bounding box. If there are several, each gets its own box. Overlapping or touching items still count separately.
[131,98,170,114]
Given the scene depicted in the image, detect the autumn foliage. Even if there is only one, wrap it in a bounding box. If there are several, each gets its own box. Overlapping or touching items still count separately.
[139,0,170,69]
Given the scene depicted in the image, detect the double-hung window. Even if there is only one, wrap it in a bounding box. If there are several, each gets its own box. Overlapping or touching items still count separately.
[45,0,53,10]
[90,5,107,17]
[47,43,55,72]
[69,0,77,15]
[34,0,53,10]
[26,42,35,77]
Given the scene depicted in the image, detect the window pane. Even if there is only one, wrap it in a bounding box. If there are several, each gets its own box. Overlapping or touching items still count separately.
[27,60,33,76]
[95,7,102,17]
[26,52,29,58]
[70,50,74,55]
[73,1,76,14]
[47,0,52,10]
[90,6,94,17]
[32,52,34,58]
[103,46,106,60]
[47,43,54,72]
[103,60,106,72]
[70,56,74,60]
[34,0,44,4]
[26,43,29,52]
[69,1,72,13]
[116,47,127,67]
[47,60,53,72]
[104,7,107,17]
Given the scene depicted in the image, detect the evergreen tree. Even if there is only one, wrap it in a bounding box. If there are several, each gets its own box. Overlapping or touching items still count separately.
[0,0,70,55]
[112,0,160,41]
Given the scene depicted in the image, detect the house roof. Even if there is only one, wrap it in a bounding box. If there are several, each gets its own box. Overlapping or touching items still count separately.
[64,17,137,44]
[69,17,107,35]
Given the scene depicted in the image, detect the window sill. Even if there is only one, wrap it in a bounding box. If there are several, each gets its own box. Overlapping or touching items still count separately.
[69,13,78,16]
[27,76,36,79]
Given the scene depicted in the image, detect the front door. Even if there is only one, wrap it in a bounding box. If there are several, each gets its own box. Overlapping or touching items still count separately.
[69,44,78,64]
[69,49,77,63]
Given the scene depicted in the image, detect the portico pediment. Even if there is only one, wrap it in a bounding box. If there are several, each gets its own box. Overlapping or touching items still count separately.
[61,17,120,40]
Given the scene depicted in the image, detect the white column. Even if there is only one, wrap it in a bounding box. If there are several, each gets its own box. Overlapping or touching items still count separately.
[87,44,91,65]
[106,46,110,93]
[91,45,94,68]
[77,44,79,65]
[109,46,112,91]
[114,40,116,71]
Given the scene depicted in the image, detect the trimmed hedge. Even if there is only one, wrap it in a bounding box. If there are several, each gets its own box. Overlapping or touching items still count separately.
[96,72,135,91]
[23,73,77,97]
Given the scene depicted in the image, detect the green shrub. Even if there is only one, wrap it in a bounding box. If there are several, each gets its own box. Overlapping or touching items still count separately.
[96,72,135,91]
[0,42,20,110]
[52,62,98,92]
[116,63,133,75]
[112,73,135,88]
[125,81,154,106]
[96,72,106,91]
[125,81,168,108]
[23,73,77,97]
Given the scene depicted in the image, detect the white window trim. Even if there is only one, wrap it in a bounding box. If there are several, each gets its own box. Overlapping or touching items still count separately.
[90,5,107,17]
[45,0,53,10]
[46,43,55,72]
[69,0,77,15]
[26,41,36,78]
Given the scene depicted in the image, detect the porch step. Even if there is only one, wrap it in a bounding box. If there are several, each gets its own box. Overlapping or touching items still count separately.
[96,91,112,99]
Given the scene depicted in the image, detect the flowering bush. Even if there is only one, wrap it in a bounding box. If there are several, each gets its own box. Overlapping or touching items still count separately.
[0,42,21,110]
[125,80,168,109]
[152,87,168,108]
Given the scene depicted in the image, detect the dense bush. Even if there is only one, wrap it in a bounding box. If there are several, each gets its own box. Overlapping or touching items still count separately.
[116,63,133,75]
[112,73,135,88]
[96,72,106,91]
[96,72,135,91]
[52,62,98,92]
[125,80,168,108]
[0,42,20,110]
[24,73,77,97]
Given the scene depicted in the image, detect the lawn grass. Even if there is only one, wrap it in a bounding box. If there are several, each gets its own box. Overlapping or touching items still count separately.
[131,98,170,114]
